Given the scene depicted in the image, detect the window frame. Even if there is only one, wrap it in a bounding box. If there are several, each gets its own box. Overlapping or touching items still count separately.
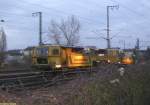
[49,47,61,56]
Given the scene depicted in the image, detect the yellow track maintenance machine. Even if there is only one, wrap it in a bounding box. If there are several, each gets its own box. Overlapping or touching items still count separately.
[31,45,91,70]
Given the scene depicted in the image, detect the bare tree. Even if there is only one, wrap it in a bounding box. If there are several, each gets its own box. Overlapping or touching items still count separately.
[0,27,7,65]
[49,20,61,45]
[49,15,80,46]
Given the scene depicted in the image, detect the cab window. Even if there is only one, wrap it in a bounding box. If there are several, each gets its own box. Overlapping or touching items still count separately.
[52,48,60,56]
[37,47,48,56]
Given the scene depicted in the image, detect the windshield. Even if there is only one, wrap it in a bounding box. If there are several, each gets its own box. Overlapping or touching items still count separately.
[36,47,48,56]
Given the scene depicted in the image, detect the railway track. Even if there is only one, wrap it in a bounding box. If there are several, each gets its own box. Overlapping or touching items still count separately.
[0,67,98,92]
[0,64,122,92]
[0,69,46,91]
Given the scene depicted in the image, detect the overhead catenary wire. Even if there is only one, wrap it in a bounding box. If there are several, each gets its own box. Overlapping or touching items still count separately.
[3,0,147,35]
[108,0,150,42]
[19,0,106,26]
[110,0,150,21]
[0,0,108,33]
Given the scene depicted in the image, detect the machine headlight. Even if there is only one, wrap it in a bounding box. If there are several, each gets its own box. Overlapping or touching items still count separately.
[96,61,100,63]
[108,60,111,63]
[55,64,61,68]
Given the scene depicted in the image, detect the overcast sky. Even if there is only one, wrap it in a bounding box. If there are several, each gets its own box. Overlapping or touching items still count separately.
[0,0,150,50]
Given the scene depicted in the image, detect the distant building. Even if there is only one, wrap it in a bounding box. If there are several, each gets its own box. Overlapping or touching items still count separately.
[5,49,24,63]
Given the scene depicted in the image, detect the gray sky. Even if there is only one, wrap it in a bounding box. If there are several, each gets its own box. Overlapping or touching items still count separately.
[0,0,150,50]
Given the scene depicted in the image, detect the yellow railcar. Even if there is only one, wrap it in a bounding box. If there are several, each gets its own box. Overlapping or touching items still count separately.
[32,45,91,70]
[87,48,122,64]
[121,52,134,65]
[98,49,121,64]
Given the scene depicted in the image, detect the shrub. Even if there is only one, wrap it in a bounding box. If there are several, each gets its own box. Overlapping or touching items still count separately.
[65,63,150,105]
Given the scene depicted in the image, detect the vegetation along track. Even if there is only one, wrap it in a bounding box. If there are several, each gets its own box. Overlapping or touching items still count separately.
[0,64,123,92]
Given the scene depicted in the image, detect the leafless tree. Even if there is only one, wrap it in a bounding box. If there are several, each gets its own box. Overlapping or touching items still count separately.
[49,15,80,46]
[49,20,61,45]
[0,27,7,65]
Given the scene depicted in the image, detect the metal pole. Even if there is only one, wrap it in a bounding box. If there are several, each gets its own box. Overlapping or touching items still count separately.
[136,38,140,50]
[39,12,42,45]
[32,12,43,45]
[123,40,125,50]
[106,5,119,49]
[107,6,111,49]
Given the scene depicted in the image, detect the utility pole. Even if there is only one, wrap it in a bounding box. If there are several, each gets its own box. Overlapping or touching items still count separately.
[32,12,43,45]
[119,40,126,50]
[106,5,119,49]
[135,38,140,50]
[123,40,126,50]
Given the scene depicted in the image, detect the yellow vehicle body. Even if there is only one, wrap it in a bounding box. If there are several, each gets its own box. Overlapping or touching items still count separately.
[122,57,134,65]
[92,49,121,64]
[121,52,134,65]
[32,45,91,70]
[106,49,121,63]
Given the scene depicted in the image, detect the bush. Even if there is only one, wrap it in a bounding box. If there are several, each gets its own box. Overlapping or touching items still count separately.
[65,63,150,105]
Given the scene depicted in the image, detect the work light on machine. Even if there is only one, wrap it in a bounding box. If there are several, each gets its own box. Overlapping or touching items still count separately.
[55,64,62,68]
[108,59,111,63]
[124,58,132,64]
[75,55,83,59]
